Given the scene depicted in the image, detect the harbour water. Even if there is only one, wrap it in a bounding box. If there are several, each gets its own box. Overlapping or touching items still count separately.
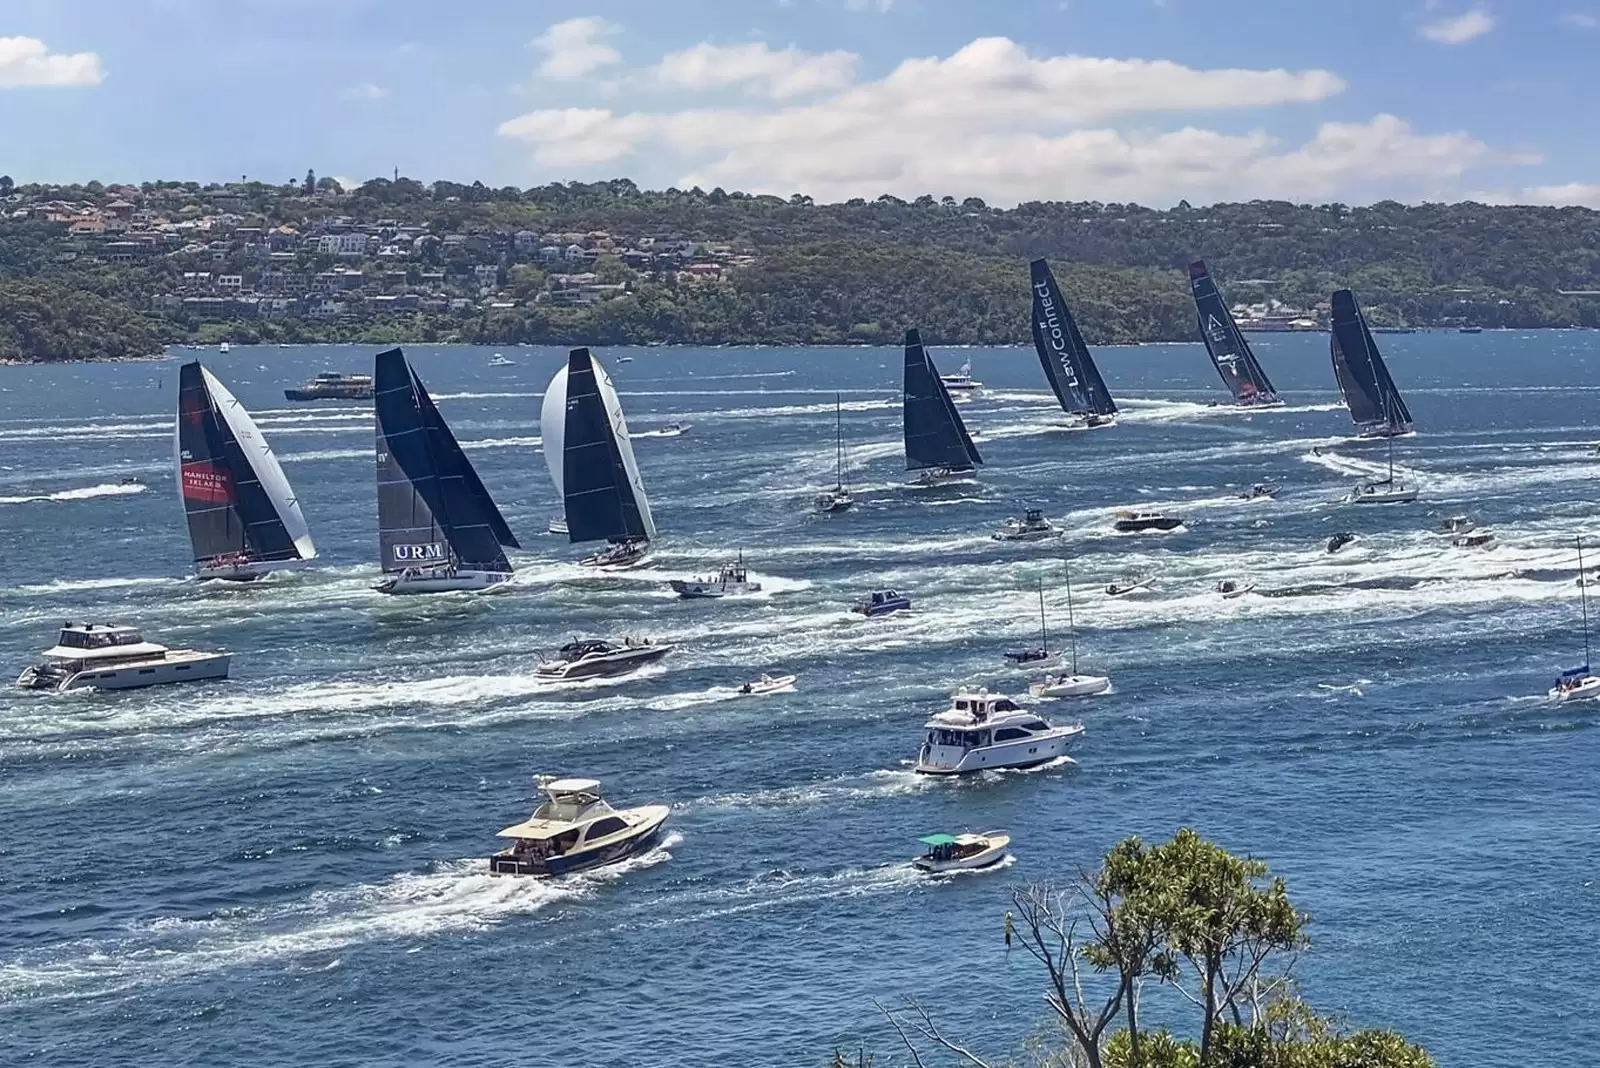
[2,334,1597,1066]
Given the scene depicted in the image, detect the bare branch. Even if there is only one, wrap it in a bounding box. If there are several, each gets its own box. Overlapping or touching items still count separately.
[902,999,998,1068]
[873,999,929,1068]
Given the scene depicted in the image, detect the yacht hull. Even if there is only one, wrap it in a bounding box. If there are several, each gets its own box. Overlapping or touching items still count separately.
[915,726,1082,775]
[375,570,512,594]
[670,580,760,599]
[1029,674,1111,698]
[197,559,307,582]
[17,652,232,693]
[489,810,669,877]
[536,646,672,680]
[1550,676,1600,703]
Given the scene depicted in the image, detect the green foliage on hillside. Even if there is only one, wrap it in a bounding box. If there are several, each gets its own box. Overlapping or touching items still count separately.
[0,277,169,363]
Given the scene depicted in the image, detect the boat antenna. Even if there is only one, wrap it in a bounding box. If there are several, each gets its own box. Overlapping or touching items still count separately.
[1063,558,1078,675]
[1581,535,1591,670]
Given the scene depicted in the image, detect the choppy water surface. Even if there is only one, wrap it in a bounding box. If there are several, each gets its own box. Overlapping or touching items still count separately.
[2,335,1597,1067]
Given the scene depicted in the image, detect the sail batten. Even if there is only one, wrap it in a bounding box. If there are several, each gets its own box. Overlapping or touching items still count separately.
[374,348,515,574]
[1330,291,1413,434]
[175,361,314,567]
[1029,259,1117,417]
[1189,262,1278,404]
[902,329,982,471]
[550,348,656,544]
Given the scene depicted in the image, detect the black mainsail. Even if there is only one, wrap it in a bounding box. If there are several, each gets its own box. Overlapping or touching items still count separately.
[374,347,518,575]
[546,347,656,546]
[1030,259,1118,419]
[175,361,315,574]
[1189,261,1279,405]
[903,329,982,473]
[1330,290,1414,435]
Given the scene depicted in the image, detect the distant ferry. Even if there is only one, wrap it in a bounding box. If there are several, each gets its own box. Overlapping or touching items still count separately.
[284,371,375,401]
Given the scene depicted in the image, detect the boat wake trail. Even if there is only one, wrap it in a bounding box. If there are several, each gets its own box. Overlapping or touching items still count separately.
[0,482,148,506]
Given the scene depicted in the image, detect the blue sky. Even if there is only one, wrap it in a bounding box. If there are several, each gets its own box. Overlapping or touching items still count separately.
[2,0,1597,206]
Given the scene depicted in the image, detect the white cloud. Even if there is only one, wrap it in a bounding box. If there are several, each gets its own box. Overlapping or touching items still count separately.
[1470,182,1600,208]
[845,0,896,10]
[0,36,103,88]
[532,16,620,80]
[652,41,859,99]
[1559,11,1600,28]
[506,35,1498,205]
[343,82,388,101]
[1419,7,1495,44]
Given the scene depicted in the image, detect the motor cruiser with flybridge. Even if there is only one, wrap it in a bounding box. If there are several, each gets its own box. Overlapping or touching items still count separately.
[1030,258,1119,429]
[535,637,673,680]
[17,623,230,693]
[903,330,983,487]
[815,394,856,514]
[915,687,1083,775]
[939,360,984,399]
[489,777,669,877]
[1551,536,1600,703]
[993,508,1062,542]
[913,831,1011,872]
[670,552,762,599]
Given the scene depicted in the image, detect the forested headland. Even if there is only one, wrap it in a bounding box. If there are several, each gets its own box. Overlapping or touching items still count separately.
[3,173,1600,362]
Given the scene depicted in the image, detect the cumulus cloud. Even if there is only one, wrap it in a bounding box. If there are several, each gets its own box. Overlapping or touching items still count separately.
[533,16,620,80]
[0,36,103,88]
[497,35,1533,205]
[343,82,388,101]
[1470,182,1600,208]
[652,41,859,99]
[1419,7,1495,44]
[1559,10,1600,28]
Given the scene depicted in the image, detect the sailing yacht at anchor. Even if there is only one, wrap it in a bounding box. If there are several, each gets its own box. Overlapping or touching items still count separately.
[1552,536,1600,702]
[815,393,855,513]
[542,347,657,569]
[1030,258,1118,429]
[1029,562,1111,698]
[175,361,317,581]
[903,329,982,486]
[373,348,520,594]
[1004,578,1062,670]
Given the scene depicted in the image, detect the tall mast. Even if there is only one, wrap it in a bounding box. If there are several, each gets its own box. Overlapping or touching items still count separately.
[1582,535,1591,669]
[1037,577,1048,655]
[1064,561,1079,675]
[835,393,844,491]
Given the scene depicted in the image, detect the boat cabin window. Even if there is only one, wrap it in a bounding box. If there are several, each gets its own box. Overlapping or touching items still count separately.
[584,816,628,841]
[993,727,1030,742]
[1020,719,1050,732]
[930,728,981,747]
[57,628,143,650]
[992,698,1020,713]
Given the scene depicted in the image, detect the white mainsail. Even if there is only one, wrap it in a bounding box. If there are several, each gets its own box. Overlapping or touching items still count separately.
[201,366,316,560]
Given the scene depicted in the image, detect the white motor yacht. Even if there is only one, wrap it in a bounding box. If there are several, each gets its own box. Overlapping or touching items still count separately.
[914,687,1084,775]
[536,637,673,680]
[375,563,512,594]
[580,539,651,570]
[913,831,1010,872]
[1029,673,1111,698]
[488,354,514,367]
[489,777,670,877]
[548,516,568,536]
[1437,515,1475,535]
[992,508,1062,542]
[739,673,796,695]
[670,554,762,599]
[16,623,231,693]
[1452,531,1496,549]
[939,360,984,398]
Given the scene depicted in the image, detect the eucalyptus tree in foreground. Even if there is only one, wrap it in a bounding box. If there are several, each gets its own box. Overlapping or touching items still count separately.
[872,829,1433,1068]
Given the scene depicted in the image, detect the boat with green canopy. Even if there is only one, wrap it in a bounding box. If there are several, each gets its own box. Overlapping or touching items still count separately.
[912,830,1011,872]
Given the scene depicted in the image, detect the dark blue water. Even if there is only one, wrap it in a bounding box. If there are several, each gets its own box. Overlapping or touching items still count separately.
[2,335,1597,1067]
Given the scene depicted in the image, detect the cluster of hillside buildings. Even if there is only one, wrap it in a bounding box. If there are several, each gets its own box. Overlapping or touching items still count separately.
[3,184,752,323]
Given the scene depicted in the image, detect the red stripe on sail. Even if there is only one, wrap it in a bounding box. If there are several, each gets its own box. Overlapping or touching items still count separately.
[182,462,234,504]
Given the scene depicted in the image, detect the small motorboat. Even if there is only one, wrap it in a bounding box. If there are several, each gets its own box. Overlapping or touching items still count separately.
[739,673,796,695]
[1113,510,1183,533]
[1437,515,1475,535]
[992,508,1062,542]
[1239,483,1277,501]
[1105,577,1153,598]
[536,637,673,680]
[915,687,1083,775]
[120,476,144,486]
[488,354,514,367]
[218,341,231,354]
[670,554,761,599]
[16,622,231,693]
[1326,532,1358,553]
[913,831,1010,873]
[1029,673,1111,698]
[489,776,669,877]
[580,539,651,570]
[617,355,635,364]
[1453,531,1497,549]
[656,422,688,437]
[548,516,569,536]
[1215,579,1255,599]
[853,589,911,617]
[938,360,984,397]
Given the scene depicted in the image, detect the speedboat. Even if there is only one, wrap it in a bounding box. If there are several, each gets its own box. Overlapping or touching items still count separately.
[119,475,143,486]
[1215,579,1255,599]
[815,488,856,514]
[1437,515,1475,535]
[992,508,1062,542]
[914,687,1083,775]
[670,554,761,599]
[739,673,796,695]
[375,563,512,594]
[1453,531,1497,549]
[548,516,568,536]
[16,622,231,693]
[657,422,688,437]
[488,354,514,367]
[1550,667,1600,703]
[1105,577,1153,598]
[1348,479,1418,505]
[1239,483,1276,501]
[580,539,651,570]
[1326,532,1358,554]
[535,637,673,680]
[913,831,1010,872]
[489,777,669,877]
[1113,510,1183,533]
[853,590,911,617]
[1028,672,1111,698]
